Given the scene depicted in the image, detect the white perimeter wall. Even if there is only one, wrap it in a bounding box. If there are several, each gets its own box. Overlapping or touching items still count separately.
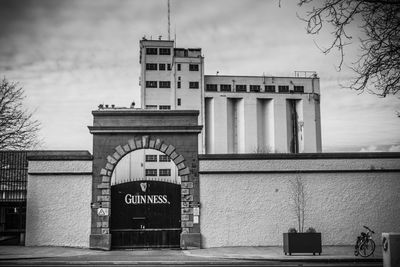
[26,160,92,247]
[199,154,400,248]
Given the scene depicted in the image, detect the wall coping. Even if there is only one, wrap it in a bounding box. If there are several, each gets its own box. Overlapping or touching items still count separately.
[88,125,203,134]
[199,153,400,174]
[27,150,93,161]
[92,110,200,116]
[199,152,400,160]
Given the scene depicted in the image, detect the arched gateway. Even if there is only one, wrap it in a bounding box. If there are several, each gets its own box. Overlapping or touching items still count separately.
[88,109,202,250]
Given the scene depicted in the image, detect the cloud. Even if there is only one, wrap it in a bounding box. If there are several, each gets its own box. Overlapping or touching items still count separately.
[0,0,399,152]
[388,145,400,152]
[358,144,400,152]
[359,145,383,152]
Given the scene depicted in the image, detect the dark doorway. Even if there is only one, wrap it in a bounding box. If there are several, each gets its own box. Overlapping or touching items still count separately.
[111,181,181,248]
[288,99,299,153]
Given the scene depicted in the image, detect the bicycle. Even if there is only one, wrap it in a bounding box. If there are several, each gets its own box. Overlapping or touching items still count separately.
[354,225,376,257]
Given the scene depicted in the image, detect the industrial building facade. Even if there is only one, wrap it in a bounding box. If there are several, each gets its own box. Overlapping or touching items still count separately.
[139,39,322,154]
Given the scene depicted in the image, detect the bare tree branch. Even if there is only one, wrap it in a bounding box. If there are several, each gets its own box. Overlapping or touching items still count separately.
[298,0,400,97]
[0,78,40,150]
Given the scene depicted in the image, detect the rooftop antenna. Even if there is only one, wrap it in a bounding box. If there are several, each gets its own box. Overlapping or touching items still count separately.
[167,0,171,40]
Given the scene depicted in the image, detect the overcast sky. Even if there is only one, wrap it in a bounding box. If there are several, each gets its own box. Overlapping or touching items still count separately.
[1,0,399,153]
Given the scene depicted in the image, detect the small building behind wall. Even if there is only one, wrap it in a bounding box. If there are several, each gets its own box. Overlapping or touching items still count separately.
[0,151,27,245]
[25,151,92,248]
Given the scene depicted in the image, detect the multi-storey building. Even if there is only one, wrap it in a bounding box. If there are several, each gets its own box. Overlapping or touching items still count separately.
[139,38,322,154]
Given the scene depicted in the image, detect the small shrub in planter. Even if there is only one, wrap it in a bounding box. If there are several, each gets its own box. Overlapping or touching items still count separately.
[283,177,322,255]
[306,227,317,233]
[283,227,322,256]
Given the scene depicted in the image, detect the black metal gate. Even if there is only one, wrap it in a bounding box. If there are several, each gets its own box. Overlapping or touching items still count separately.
[111,181,181,248]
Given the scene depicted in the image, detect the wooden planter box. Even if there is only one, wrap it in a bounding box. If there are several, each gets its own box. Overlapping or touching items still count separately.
[283,233,322,255]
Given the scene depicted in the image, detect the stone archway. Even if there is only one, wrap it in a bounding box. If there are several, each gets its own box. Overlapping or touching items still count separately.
[103,136,189,179]
[88,110,202,250]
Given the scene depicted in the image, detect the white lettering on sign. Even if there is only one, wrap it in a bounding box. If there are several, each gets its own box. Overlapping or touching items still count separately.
[124,194,169,205]
[97,208,109,216]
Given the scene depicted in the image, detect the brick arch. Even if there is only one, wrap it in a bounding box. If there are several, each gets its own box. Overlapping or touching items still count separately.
[100,135,189,180]
[95,135,192,247]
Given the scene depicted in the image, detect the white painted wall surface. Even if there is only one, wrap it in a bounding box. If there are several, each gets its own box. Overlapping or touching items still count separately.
[205,97,215,153]
[26,161,92,248]
[199,157,400,248]
[212,97,228,153]
[200,158,400,172]
[28,160,91,173]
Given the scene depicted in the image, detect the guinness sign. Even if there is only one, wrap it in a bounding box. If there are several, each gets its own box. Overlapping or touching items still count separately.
[111,180,181,238]
[125,194,169,204]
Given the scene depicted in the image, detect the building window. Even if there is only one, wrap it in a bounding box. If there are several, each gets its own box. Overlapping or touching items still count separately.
[294,86,304,93]
[145,155,157,162]
[189,81,199,89]
[146,63,157,70]
[159,169,171,176]
[167,64,172,70]
[189,64,199,71]
[265,85,275,92]
[278,85,289,93]
[250,85,261,92]
[146,48,157,55]
[177,98,181,106]
[159,105,171,110]
[5,207,26,230]
[159,64,166,71]
[177,64,181,71]
[159,81,171,88]
[159,48,171,55]
[177,81,181,88]
[145,105,157,110]
[206,84,217,91]
[236,84,247,92]
[159,155,170,162]
[146,81,157,88]
[145,169,157,176]
[220,84,232,92]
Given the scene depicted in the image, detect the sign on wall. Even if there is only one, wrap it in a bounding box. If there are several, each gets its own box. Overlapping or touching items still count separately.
[97,208,109,216]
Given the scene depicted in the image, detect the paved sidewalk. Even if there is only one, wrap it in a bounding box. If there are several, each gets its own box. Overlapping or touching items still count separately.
[184,246,383,262]
[0,245,383,262]
[0,246,103,260]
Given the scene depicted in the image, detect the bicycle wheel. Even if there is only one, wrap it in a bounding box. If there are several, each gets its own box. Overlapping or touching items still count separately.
[354,241,360,256]
[359,239,375,257]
